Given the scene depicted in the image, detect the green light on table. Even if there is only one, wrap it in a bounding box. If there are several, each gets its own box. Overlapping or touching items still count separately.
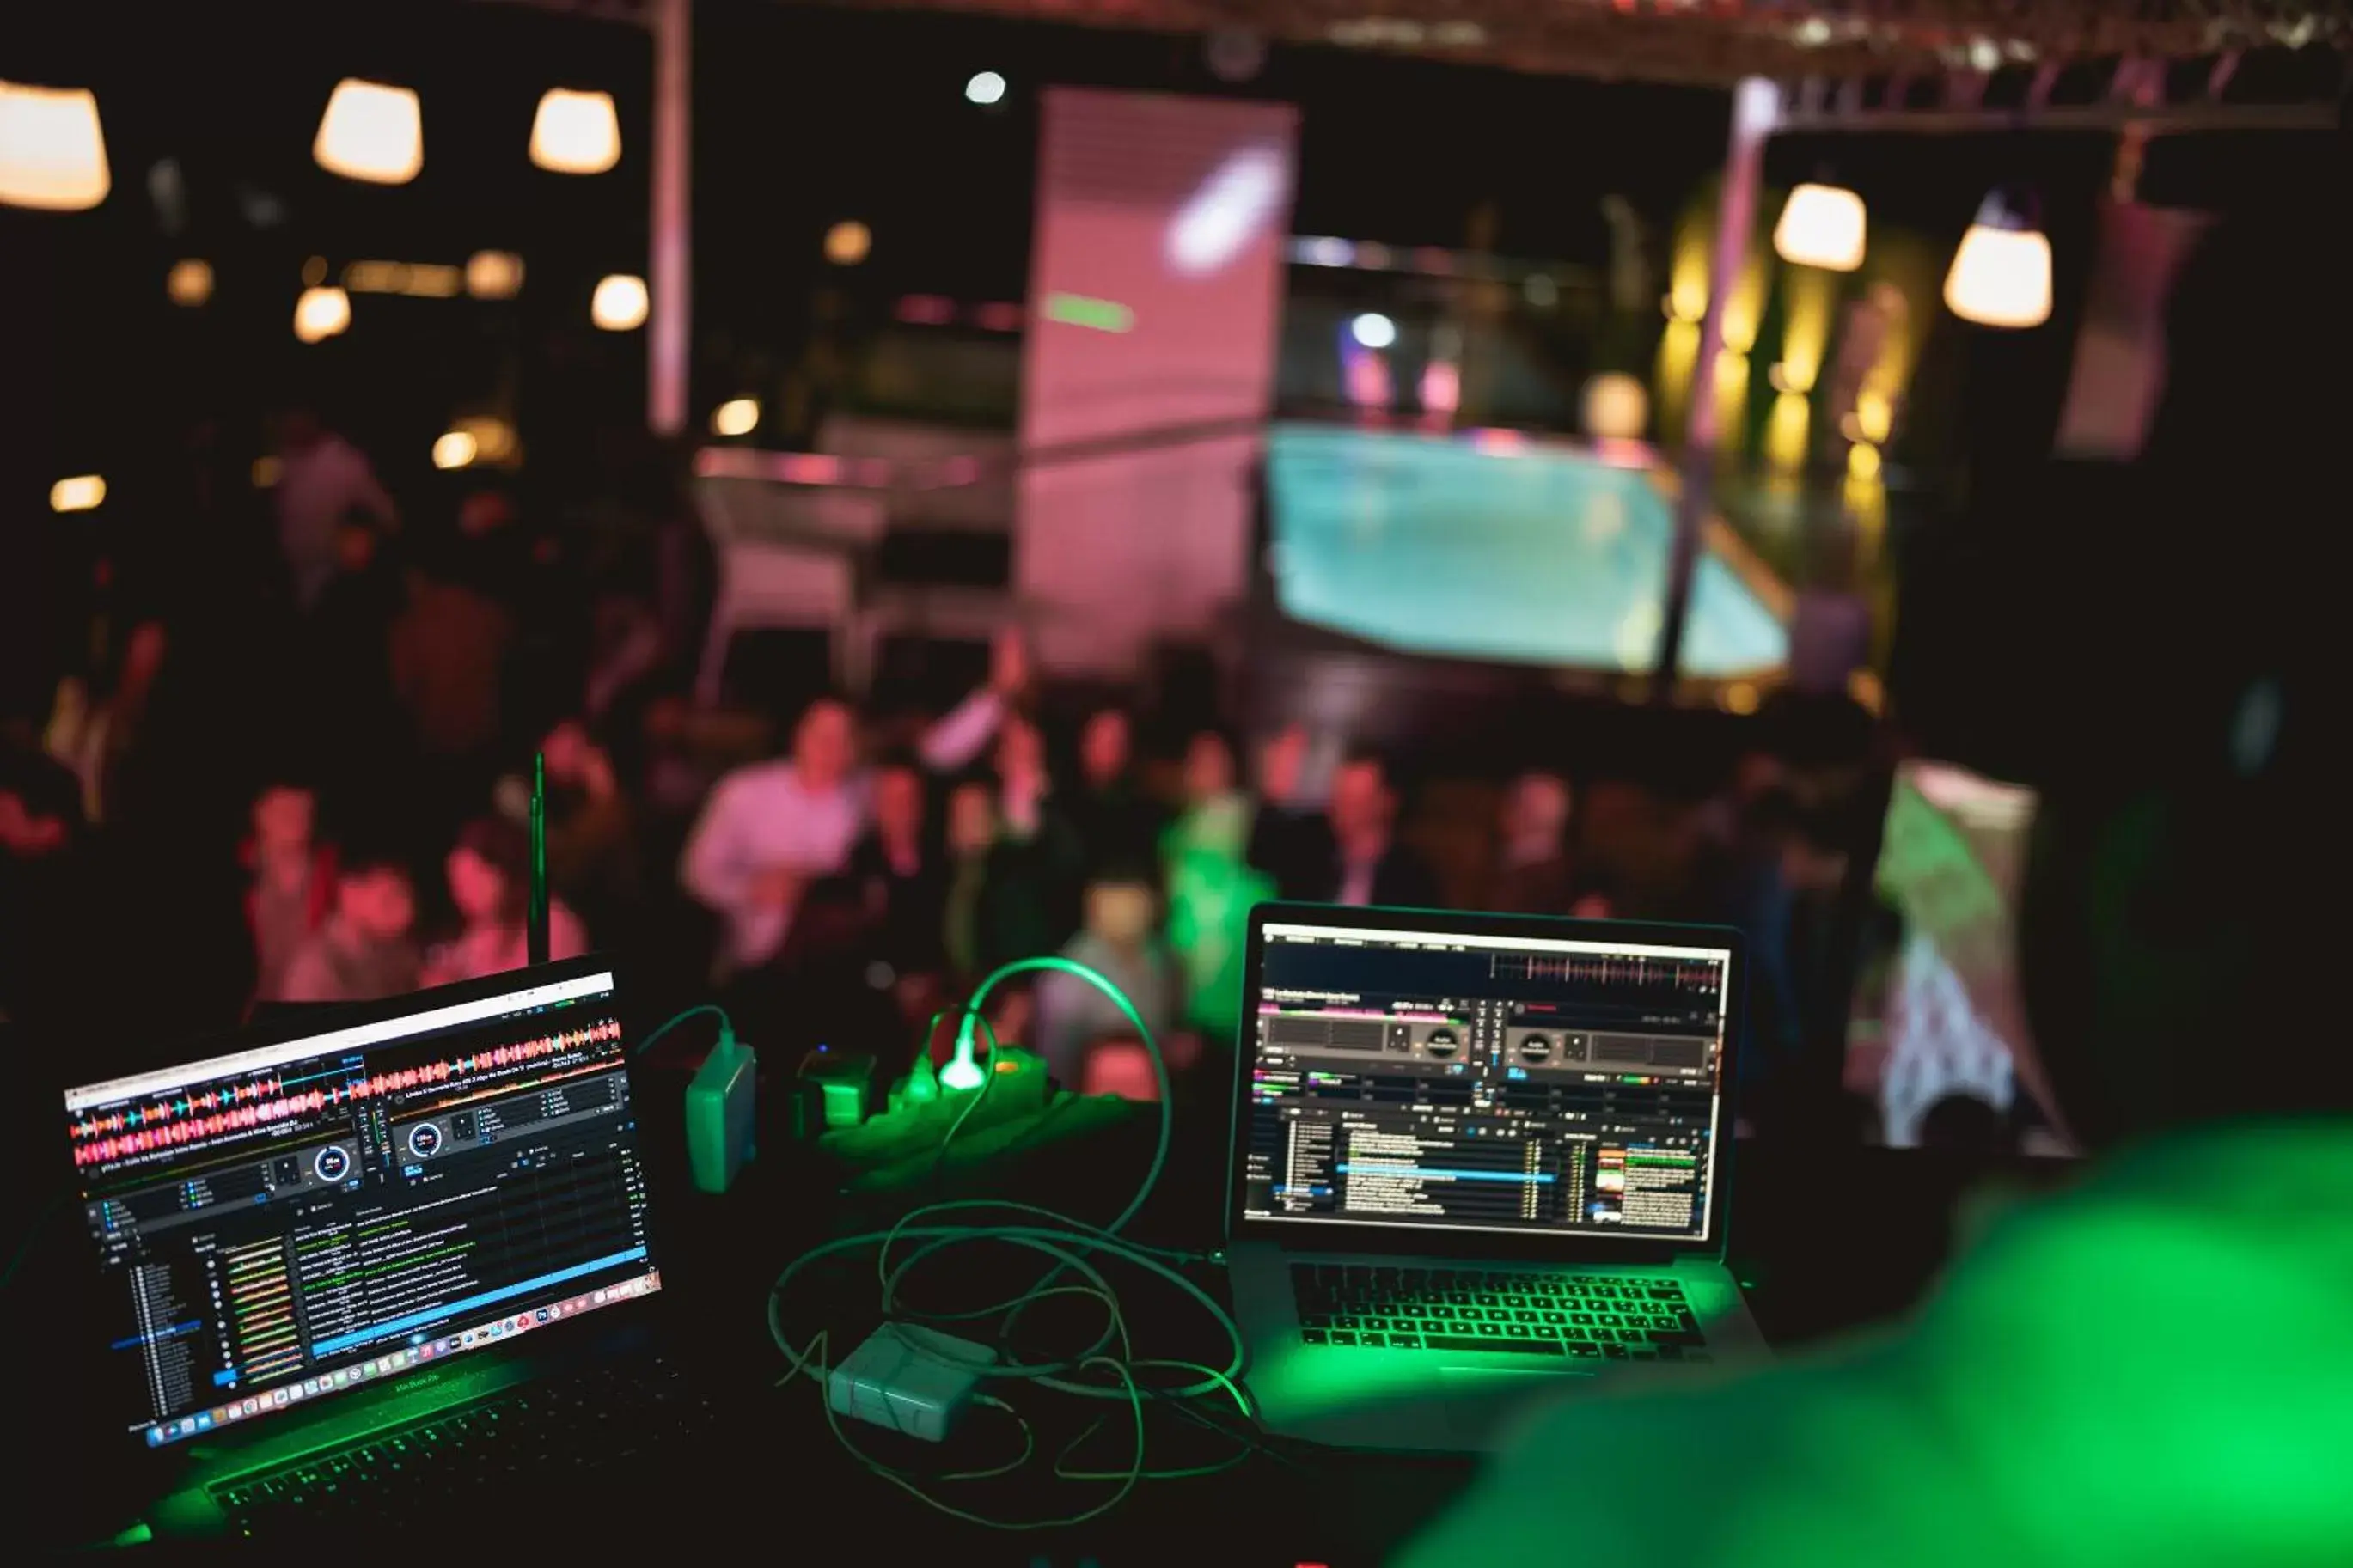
[820,1080,867,1127]
[1042,292,1134,333]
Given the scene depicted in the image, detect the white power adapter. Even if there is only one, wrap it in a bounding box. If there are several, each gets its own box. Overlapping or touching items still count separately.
[826,1323,996,1442]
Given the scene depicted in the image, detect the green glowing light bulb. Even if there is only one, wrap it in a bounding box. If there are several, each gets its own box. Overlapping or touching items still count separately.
[938,1053,985,1093]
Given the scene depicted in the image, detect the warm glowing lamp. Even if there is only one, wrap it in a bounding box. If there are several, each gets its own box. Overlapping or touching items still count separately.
[0,82,111,210]
[591,273,648,331]
[1581,372,1650,441]
[49,475,106,513]
[823,220,871,266]
[314,79,423,185]
[465,250,524,299]
[1773,181,1867,272]
[529,88,620,174]
[432,430,478,470]
[166,259,214,307]
[1945,193,2052,329]
[294,285,351,343]
[711,398,760,437]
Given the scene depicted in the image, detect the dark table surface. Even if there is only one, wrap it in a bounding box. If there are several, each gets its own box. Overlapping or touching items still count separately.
[9,1045,2065,1562]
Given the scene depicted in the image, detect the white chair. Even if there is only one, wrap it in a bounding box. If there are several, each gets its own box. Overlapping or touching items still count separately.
[693,479,883,706]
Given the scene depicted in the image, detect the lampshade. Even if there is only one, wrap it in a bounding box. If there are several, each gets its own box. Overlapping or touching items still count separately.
[294,285,351,344]
[1773,182,1867,272]
[1944,195,2052,329]
[529,88,620,174]
[1581,372,1650,441]
[314,79,422,185]
[0,82,110,210]
[590,273,648,331]
[465,250,524,299]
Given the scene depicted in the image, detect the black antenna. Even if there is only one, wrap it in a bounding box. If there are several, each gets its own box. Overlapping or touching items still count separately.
[528,751,550,967]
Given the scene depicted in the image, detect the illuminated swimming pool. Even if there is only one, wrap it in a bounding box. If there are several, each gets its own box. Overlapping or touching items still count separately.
[1266,424,1788,678]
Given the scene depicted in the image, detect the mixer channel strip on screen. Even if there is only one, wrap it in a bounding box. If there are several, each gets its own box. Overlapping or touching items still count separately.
[1244,925,1730,1243]
[61,973,660,1449]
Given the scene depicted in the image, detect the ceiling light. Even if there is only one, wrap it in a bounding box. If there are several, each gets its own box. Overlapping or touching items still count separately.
[49,474,106,513]
[294,285,351,343]
[314,79,423,185]
[530,88,620,174]
[166,258,213,307]
[591,273,648,331]
[0,81,110,210]
[1773,182,1867,272]
[1945,192,2052,329]
[823,221,871,266]
[465,250,524,299]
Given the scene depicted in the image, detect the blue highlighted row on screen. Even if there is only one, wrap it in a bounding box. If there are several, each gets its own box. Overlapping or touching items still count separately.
[1336,1165,1556,1183]
[309,1247,648,1357]
[110,1320,200,1352]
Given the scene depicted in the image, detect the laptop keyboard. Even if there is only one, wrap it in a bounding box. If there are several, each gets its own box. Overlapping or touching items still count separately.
[1290,1263,1708,1363]
[209,1357,718,1537]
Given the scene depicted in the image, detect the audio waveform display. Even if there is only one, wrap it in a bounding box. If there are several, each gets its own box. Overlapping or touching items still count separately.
[1489,954,1720,990]
[70,1022,622,1164]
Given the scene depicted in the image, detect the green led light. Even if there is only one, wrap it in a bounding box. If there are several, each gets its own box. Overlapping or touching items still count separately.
[820,1080,866,1128]
[1042,292,1134,333]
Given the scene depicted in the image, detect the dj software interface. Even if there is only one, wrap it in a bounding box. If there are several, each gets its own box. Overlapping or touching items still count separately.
[1244,924,1732,1242]
[61,973,659,1449]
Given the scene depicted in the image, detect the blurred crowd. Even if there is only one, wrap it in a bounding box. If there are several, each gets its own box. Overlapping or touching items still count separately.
[0,406,1874,1125]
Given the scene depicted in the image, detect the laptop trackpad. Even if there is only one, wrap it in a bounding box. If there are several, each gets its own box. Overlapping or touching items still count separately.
[1438,1364,1592,1444]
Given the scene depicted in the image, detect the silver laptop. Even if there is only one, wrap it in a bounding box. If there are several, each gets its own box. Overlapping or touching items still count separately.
[58,958,681,1541]
[1226,903,1766,1451]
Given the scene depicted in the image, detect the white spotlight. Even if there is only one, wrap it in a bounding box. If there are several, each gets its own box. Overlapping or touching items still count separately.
[591,273,648,332]
[0,82,110,210]
[530,88,620,175]
[1349,312,1397,351]
[314,79,423,185]
[1774,182,1867,272]
[965,71,1007,107]
[1945,193,2052,329]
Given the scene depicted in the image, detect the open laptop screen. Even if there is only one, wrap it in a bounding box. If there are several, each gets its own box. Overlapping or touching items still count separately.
[61,965,659,1450]
[1242,919,1733,1245]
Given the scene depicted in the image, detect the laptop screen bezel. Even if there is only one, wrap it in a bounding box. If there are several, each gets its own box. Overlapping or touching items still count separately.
[60,955,664,1454]
[1225,902,1746,1266]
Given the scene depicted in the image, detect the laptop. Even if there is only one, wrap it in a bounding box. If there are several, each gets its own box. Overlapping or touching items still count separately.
[1225,904,1768,1450]
[58,957,714,1542]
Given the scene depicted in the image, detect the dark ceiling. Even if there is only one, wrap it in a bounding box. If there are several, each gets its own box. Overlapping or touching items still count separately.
[823,0,2353,85]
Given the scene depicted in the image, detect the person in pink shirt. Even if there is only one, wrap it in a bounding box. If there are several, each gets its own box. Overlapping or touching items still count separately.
[422,815,587,988]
